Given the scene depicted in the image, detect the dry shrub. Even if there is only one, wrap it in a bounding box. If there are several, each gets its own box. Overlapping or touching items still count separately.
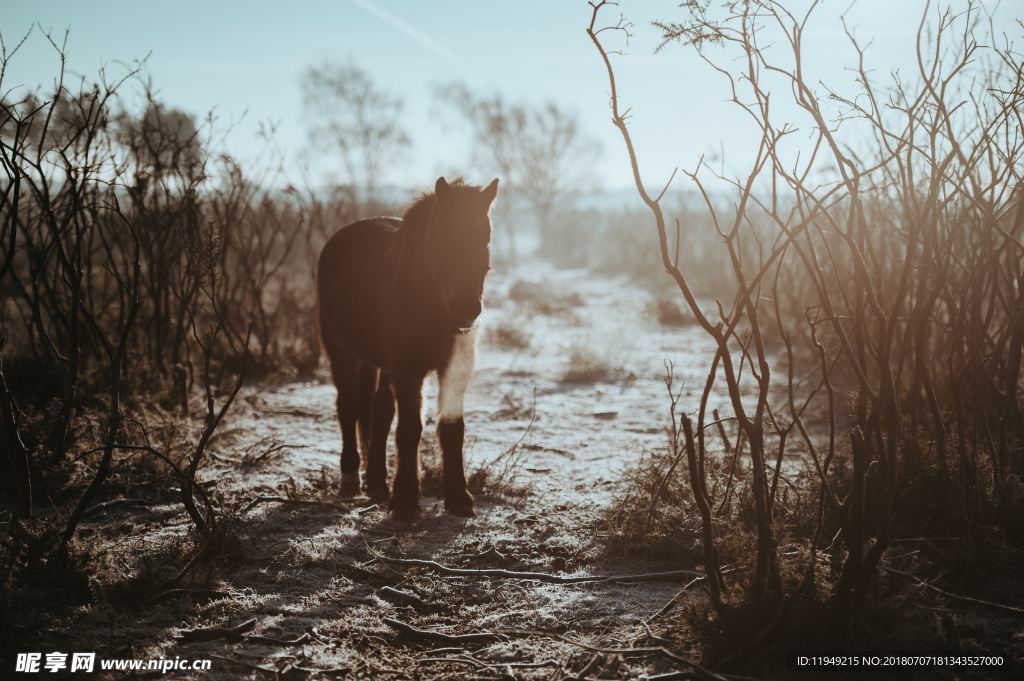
[604,448,706,562]
[646,294,688,327]
[507,279,583,318]
[0,33,371,659]
[560,345,631,385]
[588,0,1024,656]
[484,321,532,351]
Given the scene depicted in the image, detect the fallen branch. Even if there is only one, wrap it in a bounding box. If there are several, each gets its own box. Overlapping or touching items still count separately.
[376,555,702,584]
[386,618,734,680]
[500,659,560,670]
[418,655,559,672]
[178,617,257,644]
[417,657,483,670]
[647,576,708,623]
[565,654,601,681]
[461,544,512,565]
[83,497,149,518]
[885,567,1024,615]
[177,617,315,647]
[377,586,429,610]
[338,562,397,588]
[243,631,313,647]
[498,628,734,681]
[383,617,506,644]
[144,588,229,606]
[242,440,299,465]
[242,495,350,515]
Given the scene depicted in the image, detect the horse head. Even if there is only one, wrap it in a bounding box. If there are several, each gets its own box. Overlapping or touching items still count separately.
[430,176,499,332]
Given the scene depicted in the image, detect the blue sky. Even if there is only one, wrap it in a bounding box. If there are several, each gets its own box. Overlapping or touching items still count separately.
[3,1,1019,191]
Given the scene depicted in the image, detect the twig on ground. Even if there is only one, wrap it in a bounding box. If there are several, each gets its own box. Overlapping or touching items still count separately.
[383,617,507,644]
[495,628,735,681]
[580,654,601,675]
[338,562,397,587]
[636,620,672,646]
[885,567,1024,615]
[417,657,485,670]
[178,618,314,647]
[646,575,708,623]
[462,544,512,564]
[82,498,149,518]
[377,586,429,610]
[243,631,313,647]
[376,554,702,584]
[242,439,299,465]
[144,588,229,606]
[242,495,350,515]
[503,659,560,669]
[178,617,257,643]
[419,653,560,673]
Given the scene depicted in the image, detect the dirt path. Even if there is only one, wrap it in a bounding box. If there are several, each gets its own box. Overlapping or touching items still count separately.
[73,263,749,679]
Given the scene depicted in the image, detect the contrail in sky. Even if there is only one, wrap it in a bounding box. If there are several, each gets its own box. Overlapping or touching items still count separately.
[350,0,459,66]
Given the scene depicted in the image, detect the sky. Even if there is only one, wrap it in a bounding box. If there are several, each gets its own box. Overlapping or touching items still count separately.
[3,0,1020,192]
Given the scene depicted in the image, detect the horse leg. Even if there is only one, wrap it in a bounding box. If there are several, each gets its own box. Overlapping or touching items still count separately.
[354,363,375,461]
[390,373,425,520]
[365,369,394,502]
[326,348,361,496]
[438,332,476,517]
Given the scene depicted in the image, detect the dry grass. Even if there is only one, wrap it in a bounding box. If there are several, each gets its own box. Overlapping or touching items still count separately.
[468,397,537,500]
[419,399,536,503]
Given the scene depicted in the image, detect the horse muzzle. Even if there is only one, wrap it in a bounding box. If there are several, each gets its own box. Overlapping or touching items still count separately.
[451,299,482,334]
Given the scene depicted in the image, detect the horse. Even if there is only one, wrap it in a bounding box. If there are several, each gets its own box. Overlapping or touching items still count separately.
[316,176,498,520]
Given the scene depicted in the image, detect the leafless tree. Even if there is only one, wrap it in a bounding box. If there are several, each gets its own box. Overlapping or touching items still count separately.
[435,83,599,258]
[0,28,314,561]
[302,61,409,206]
[589,0,1024,631]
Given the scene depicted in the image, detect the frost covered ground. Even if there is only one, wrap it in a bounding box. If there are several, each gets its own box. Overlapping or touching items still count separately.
[64,262,774,679]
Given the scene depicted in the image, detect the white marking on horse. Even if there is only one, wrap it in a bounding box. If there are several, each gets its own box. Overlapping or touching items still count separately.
[438,328,476,423]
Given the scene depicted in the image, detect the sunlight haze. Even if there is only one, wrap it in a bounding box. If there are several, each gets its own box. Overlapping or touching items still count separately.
[5,0,1017,192]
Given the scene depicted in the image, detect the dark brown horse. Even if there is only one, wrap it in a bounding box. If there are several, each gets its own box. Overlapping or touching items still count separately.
[317,177,498,520]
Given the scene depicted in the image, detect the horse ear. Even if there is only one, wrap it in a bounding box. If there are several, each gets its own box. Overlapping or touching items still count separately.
[482,178,499,206]
[435,176,450,201]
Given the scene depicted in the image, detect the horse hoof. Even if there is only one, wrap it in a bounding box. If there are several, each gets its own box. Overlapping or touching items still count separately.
[340,473,361,497]
[388,488,419,521]
[444,492,476,518]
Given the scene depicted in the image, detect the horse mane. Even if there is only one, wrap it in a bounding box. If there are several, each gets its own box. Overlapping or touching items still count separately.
[401,178,483,233]
[395,179,483,283]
